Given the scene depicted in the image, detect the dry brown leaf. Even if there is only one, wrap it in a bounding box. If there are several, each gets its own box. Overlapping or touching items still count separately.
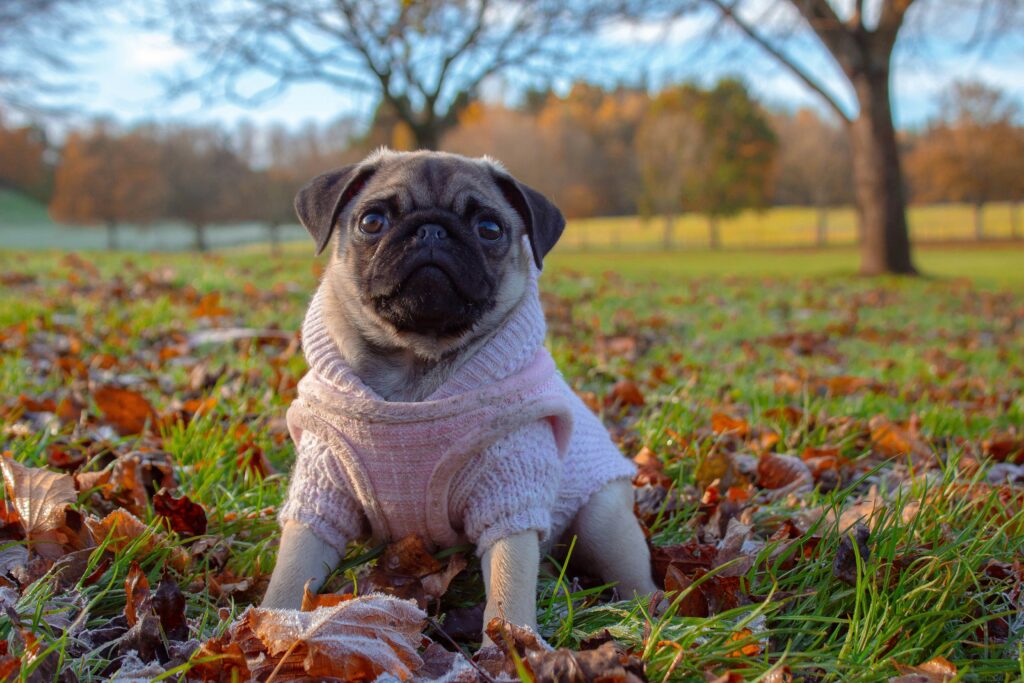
[869,416,932,462]
[124,561,150,629]
[302,582,354,611]
[93,386,158,436]
[0,456,76,537]
[362,535,466,607]
[711,413,750,437]
[605,379,646,408]
[237,595,426,681]
[757,453,813,490]
[153,490,207,536]
[890,655,957,682]
[85,509,189,572]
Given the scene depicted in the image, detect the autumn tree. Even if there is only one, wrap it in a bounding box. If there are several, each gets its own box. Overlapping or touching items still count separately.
[772,109,853,245]
[635,85,704,247]
[905,81,1023,240]
[49,125,166,250]
[690,0,1023,274]
[158,126,249,252]
[0,114,47,199]
[157,0,631,150]
[639,80,776,249]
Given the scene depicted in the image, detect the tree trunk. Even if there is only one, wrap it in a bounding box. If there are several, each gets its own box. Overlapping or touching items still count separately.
[973,203,985,241]
[816,205,828,247]
[268,222,281,257]
[194,223,208,252]
[848,69,916,275]
[412,124,441,151]
[663,213,674,250]
[707,214,720,249]
[106,221,119,251]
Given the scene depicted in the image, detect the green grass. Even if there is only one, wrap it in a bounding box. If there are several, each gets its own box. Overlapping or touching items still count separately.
[0,247,1022,681]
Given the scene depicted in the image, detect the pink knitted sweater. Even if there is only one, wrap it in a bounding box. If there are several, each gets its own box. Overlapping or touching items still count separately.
[280,275,636,556]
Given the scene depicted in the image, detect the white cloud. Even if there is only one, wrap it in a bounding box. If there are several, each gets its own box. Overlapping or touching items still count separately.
[121,33,189,71]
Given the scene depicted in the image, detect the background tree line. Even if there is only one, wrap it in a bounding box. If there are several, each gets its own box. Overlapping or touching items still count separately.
[1,78,1021,252]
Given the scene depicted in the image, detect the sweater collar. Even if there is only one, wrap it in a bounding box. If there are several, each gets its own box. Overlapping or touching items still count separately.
[300,273,548,403]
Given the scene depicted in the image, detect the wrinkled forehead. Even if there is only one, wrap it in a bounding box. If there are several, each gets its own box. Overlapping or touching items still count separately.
[360,155,513,218]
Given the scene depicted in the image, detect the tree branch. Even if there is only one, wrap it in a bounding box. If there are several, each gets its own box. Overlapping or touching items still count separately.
[704,0,852,123]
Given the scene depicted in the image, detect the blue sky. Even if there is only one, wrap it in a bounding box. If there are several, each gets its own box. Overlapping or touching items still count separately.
[69,6,1024,133]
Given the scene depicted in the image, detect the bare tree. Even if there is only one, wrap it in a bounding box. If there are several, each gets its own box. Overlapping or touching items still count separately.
[158,126,250,252]
[691,0,1022,274]
[0,0,101,115]
[159,0,627,150]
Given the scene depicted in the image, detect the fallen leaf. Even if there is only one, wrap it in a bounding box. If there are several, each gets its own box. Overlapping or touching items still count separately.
[726,627,761,657]
[711,413,750,437]
[153,490,208,536]
[93,386,158,436]
[302,583,354,611]
[230,595,426,681]
[362,535,466,607]
[890,655,957,682]
[152,577,189,641]
[757,453,813,490]
[869,416,932,462]
[124,561,150,628]
[527,639,646,683]
[85,510,189,572]
[605,379,646,408]
[190,292,231,318]
[833,523,871,585]
[0,456,76,538]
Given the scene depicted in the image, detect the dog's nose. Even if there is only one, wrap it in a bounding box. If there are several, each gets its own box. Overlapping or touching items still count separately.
[415,224,447,242]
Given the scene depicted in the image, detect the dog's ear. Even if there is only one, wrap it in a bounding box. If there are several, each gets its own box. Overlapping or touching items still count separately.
[295,164,377,255]
[492,173,565,269]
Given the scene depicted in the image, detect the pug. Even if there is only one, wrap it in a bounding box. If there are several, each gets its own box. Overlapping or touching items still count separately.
[261,149,657,641]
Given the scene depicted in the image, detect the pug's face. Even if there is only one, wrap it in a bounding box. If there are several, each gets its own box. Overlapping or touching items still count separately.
[295,149,564,359]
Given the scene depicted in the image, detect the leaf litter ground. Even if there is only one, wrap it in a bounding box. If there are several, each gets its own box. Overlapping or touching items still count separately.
[0,250,1022,682]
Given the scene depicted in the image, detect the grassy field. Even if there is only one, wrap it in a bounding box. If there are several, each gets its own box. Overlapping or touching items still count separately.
[3,189,1020,253]
[0,247,1022,680]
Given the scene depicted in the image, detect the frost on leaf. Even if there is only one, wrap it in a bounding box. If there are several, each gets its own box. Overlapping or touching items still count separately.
[209,594,426,681]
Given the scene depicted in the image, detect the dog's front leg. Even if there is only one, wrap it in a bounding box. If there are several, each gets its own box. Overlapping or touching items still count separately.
[481,530,540,646]
[262,521,342,609]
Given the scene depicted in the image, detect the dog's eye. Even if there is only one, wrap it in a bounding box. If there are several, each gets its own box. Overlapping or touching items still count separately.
[359,213,388,235]
[476,220,503,241]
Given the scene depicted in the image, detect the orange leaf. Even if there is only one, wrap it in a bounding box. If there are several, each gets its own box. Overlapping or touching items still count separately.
[190,292,230,318]
[891,655,957,682]
[85,509,189,572]
[124,561,150,628]
[302,582,354,611]
[605,379,645,407]
[711,413,749,437]
[93,386,157,436]
[869,416,932,461]
[726,628,762,657]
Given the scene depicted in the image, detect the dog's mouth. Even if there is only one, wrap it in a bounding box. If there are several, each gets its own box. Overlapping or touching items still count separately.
[369,260,495,337]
